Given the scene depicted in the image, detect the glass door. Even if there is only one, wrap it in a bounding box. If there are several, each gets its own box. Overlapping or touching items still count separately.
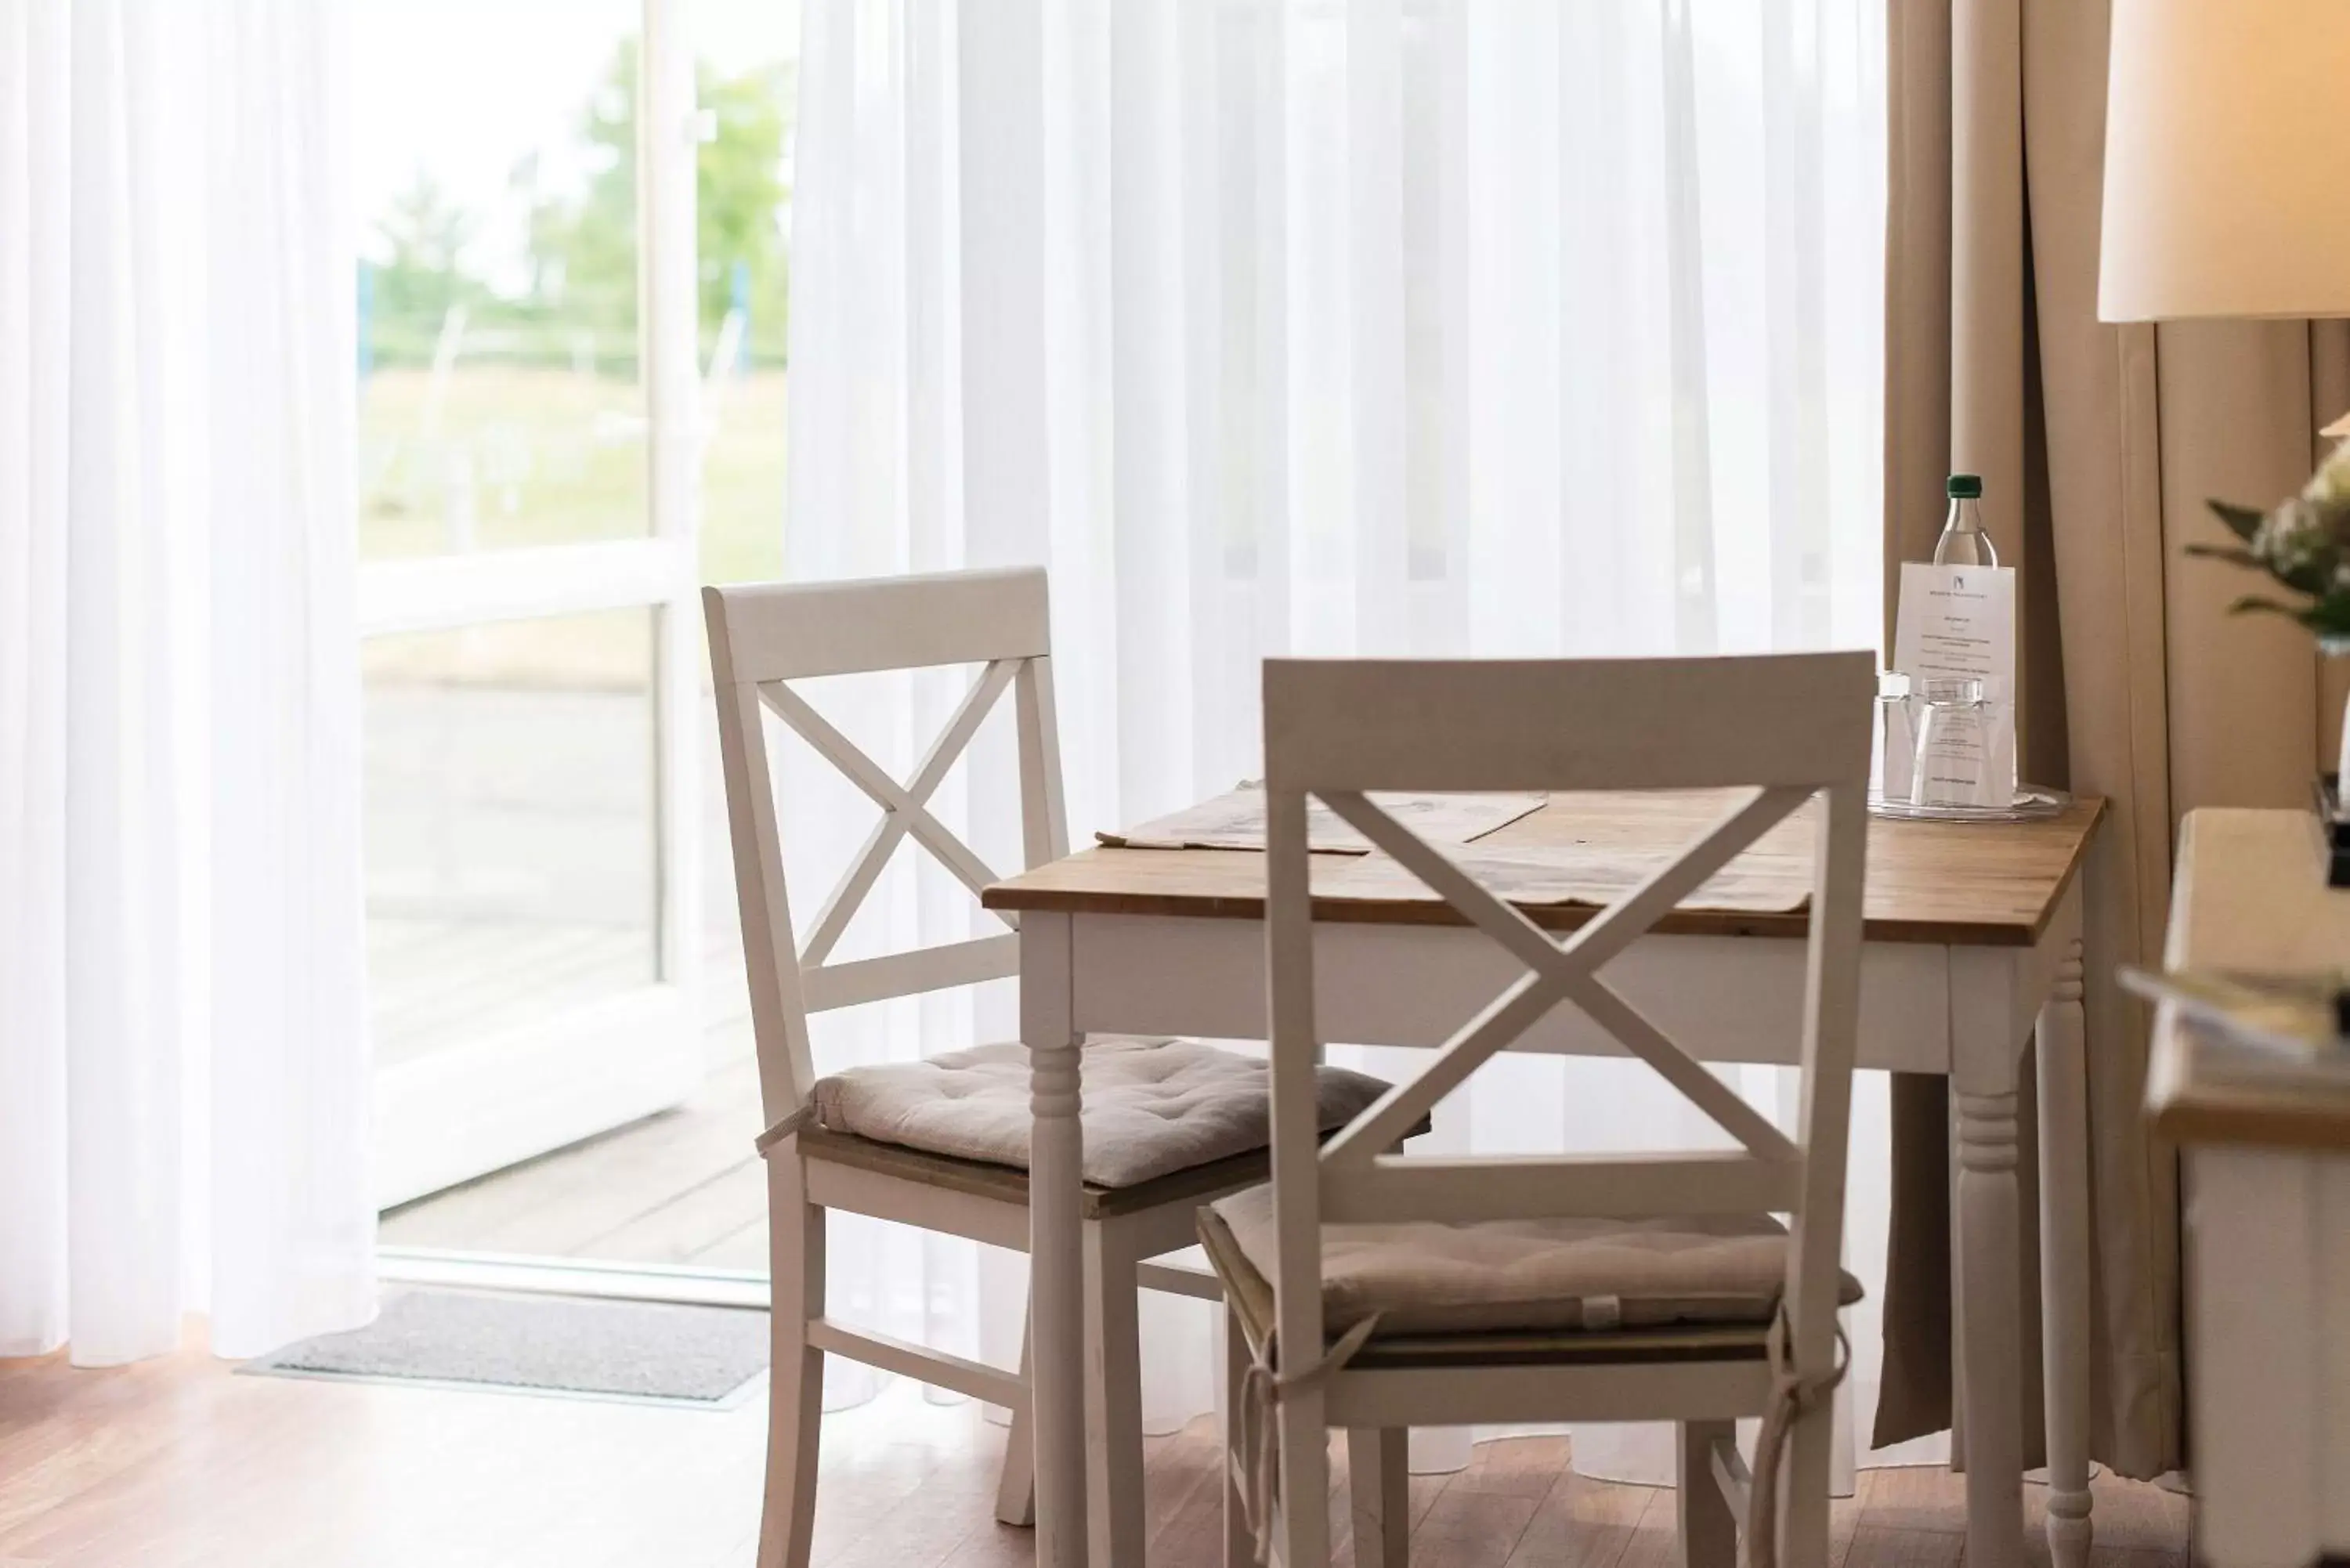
[353,0,704,1207]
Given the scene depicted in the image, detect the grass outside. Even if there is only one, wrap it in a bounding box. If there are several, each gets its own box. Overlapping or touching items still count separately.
[359,363,789,688]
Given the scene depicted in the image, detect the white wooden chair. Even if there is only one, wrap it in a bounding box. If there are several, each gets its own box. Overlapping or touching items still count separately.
[704,568,1397,1568]
[1204,652,1873,1567]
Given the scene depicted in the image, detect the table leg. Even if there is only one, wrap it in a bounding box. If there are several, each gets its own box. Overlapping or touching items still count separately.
[1955,971,2027,1568]
[1023,913,1088,1568]
[2036,936,2095,1567]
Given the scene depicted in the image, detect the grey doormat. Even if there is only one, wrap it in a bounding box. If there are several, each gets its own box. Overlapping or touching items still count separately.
[241,1288,770,1407]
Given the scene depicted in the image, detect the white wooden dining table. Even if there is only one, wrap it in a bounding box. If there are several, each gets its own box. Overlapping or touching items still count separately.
[982,789,2105,1568]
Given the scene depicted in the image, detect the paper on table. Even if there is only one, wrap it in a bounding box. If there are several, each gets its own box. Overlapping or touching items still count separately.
[1322,842,1809,914]
[2120,965,2350,1065]
[1894,562,2016,697]
[1097,786,1546,854]
[1892,562,2017,808]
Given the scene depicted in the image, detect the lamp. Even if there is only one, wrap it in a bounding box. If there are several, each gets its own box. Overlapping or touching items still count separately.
[2100,0,2350,873]
[2099,0,2350,323]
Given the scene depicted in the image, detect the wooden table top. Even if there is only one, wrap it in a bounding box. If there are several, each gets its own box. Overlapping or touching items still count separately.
[983,789,2106,948]
[2147,808,2350,1152]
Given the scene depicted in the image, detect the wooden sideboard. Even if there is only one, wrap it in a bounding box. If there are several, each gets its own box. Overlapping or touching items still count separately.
[2149,808,2350,1568]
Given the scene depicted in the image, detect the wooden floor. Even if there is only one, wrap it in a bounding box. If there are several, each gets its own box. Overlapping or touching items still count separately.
[0,1326,2191,1568]
[378,979,772,1267]
[369,917,656,1069]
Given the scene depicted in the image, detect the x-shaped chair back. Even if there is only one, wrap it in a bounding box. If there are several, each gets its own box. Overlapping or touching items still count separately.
[705,568,1066,1128]
[1257,652,1874,1394]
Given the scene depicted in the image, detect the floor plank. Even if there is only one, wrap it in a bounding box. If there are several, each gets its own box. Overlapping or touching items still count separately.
[1856,1462,1972,1534]
[2077,1467,2195,1556]
[1408,1487,1542,1568]
[1502,1465,1648,1568]
[1842,1525,1964,1566]
[2083,1550,2189,1568]
[378,1030,764,1261]
[689,1216,775,1271]
[0,1328,2194,1567]
[586,1156,771,1265]
[1136,1422,1229,1568]
[1607,1491,1682,1568]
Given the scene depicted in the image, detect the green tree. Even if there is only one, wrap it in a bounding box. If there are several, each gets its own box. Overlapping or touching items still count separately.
[696,60,794,361]
[522,39,641,342]
[373,170,483,324]
[523,38,796,366]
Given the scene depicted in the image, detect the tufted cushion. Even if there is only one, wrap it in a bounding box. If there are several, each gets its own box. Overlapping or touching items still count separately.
[810,1038,1395,1190]
[1206,1184,1862,1338]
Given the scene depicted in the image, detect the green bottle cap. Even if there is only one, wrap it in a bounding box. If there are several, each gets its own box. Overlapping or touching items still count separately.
[1947,473,1983,499]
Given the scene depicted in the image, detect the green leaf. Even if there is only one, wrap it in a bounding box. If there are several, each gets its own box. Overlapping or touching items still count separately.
[2186,542,2334,597]
[2229,594,2311,620]
[2208,500,2269,544]
[2301,596,2350,639]
[2183,544,2268,570]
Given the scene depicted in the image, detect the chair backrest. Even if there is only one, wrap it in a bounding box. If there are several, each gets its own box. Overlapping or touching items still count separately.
[1258,652,1873,1378]
[704,567,1068,1127]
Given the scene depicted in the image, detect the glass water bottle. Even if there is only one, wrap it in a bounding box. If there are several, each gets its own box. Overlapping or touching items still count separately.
[1933,474,1997,567]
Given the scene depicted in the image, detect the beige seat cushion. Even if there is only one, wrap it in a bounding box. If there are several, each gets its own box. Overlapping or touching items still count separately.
[1207,1184,1863,1338]
[811,1038,1394,1190]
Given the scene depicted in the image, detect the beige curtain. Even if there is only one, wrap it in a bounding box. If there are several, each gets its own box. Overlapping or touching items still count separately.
[1875,0,2350,1479]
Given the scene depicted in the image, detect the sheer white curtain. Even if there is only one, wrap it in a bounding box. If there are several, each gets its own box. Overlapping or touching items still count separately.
[0,0,374,1366]
[783,0,1904,1478]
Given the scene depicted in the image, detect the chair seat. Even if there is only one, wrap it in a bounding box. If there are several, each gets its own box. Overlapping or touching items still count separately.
[807,1037,1395,1189]
[1198,1185,1863,1351]
[799,1123,1289,1221]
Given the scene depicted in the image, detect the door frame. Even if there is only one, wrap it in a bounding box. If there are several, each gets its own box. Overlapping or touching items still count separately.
[363,0,705,1209]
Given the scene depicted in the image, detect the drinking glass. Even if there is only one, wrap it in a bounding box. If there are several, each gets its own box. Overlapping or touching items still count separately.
[1873,672,1914,801]
[1910,676,1989,808]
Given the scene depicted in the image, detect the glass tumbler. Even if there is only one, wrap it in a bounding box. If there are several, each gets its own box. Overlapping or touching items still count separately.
[1872,671,1915,800]
[1909,676,1989,808]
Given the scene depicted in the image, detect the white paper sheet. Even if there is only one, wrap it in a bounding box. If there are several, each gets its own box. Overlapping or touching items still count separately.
[1097,786,1546,854]
[1892,562,2016,807]
[1324,843,1809,914]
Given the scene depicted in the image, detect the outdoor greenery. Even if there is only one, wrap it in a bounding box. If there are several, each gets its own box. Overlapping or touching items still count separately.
[356,361,787,595]
[364,37,795,372]
[372,174,479,332]
[358,37,794,603]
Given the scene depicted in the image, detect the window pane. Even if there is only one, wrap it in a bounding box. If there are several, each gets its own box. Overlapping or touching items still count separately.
[693,0,797,585]
[353,0,649,558]
[363,609,658,1067]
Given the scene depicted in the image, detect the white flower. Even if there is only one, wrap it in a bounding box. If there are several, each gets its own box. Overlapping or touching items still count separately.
[2305,440,2350,505]
[2254,502,2330,575]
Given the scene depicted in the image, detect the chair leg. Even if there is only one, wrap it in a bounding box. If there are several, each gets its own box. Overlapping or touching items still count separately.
[1223,1307,1253,1568]
[1675,1420,1737,1568]
[1083,1222,1147,1566]
[757,1150,826,1568]
[1773,1399,1835,1567]
[993,1297,1037,1526]
[1345,1428,1408,1568]
[1274,1386,1332,1568]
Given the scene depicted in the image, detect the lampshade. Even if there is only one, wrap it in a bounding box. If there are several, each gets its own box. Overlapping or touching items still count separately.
[2099,0,2350,323]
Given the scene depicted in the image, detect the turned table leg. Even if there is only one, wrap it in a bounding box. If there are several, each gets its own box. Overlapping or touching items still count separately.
[2036,934,2095,1568]
[1024,913,1089,1568]
[1954,948,2029,1568]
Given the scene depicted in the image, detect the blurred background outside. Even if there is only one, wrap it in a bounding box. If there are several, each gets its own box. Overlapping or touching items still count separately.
[357,0,797,1266]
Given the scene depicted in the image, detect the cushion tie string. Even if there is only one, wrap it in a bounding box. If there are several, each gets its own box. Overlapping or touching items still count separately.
[1744,1303,1851,1568]
[754,1102,816,1155]
[1232,1313,1383,1566]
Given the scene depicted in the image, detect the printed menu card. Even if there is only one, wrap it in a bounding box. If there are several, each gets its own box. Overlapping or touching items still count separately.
[1891,562,2016,807]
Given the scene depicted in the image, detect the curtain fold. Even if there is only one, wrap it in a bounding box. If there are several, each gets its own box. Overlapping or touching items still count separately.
[1877,0,2350,1477]
[788,0,1904,1481]
[0,0,372,1365]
